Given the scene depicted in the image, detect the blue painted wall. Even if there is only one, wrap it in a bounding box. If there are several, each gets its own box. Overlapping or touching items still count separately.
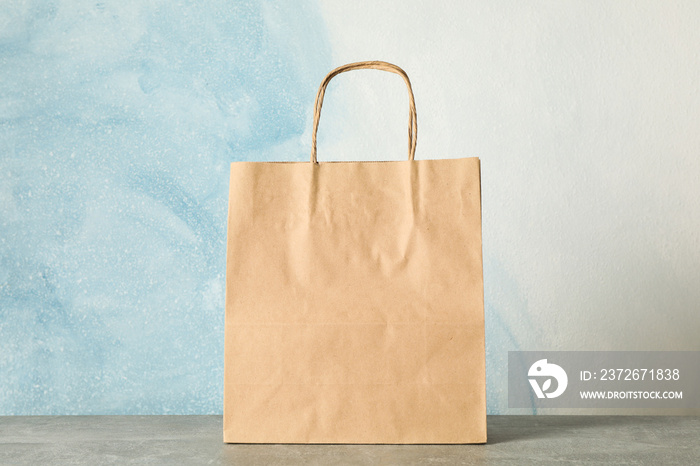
[4,1,700,416]
[1,1,330,414]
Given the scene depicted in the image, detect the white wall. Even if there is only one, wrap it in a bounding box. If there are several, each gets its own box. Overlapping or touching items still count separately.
[317,0,700,413]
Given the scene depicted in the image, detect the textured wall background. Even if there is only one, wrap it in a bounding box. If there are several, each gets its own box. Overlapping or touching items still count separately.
[0,0,331,414]
[2,0,699,415]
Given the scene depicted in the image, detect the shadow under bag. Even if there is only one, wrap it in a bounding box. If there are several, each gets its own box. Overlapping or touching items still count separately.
[224,61,486,444]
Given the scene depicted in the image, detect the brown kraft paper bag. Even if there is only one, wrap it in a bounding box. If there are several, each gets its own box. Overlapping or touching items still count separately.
[224,61,486,444]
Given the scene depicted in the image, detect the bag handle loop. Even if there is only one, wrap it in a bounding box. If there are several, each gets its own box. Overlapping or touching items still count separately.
[310,61,417,164]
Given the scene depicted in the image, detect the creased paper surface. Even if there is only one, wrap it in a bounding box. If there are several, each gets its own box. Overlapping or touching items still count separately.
[224,158,485,443]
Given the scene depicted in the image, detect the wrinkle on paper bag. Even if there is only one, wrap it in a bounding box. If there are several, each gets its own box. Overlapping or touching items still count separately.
[224,158,486,444]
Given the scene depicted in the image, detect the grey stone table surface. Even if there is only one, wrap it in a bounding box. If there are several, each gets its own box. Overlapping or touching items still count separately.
[0,415,698,465]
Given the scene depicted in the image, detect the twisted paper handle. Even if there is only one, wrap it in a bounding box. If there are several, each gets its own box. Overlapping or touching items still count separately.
[310,61,418,163]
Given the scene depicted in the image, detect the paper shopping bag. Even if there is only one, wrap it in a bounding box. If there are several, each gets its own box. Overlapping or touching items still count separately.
[224,61,486,444]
